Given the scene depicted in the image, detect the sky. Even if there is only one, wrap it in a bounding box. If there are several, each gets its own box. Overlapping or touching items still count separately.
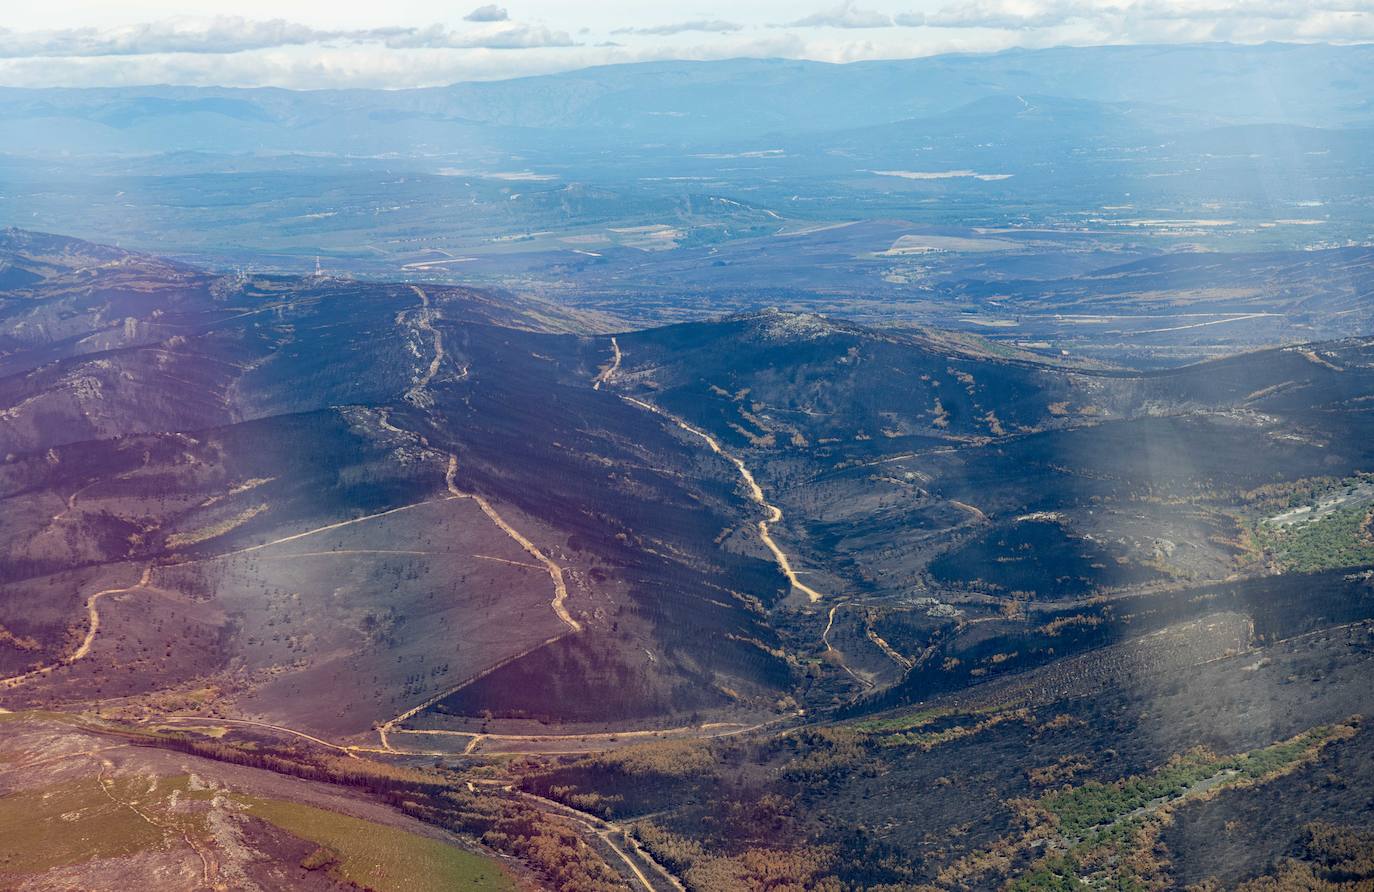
[0,0,1371,88]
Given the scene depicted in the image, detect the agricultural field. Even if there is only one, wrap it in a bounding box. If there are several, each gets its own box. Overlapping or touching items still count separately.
[0,713,519,892]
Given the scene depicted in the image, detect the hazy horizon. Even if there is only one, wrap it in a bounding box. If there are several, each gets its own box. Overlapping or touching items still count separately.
[2,1,1373,88]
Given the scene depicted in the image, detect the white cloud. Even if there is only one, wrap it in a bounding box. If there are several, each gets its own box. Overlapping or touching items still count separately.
[0,3,1369,89]
[0,32,901,89]
[921,0,1374,32]
[0,17,404,57]
[786,1,894,28]
[0,16,577,58]
[463,5,509,23]
[612,20,745,36]
[0,44,586,89]
[924,0,1093,30]
[384,23,577,50]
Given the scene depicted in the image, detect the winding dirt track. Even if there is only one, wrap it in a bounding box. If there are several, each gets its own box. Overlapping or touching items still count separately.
[391,711,799,756]
[368,283,582,749]
[503,786,686,892]
[405,284,444,404]
[49,480,100,524]
[12,286,739,892]
[621,396,825,603]
[614,394,898,691]
[822,604,874,689]
[867,623,914,670]
[157,714,688,890]
[592,336,621,390]
[395,285,578,631]
[443,455,580,634]
[0,565,152,690]
[158,715,360,758]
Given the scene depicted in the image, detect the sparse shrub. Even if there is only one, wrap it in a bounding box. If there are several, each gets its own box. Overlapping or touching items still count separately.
[300,845,339,871]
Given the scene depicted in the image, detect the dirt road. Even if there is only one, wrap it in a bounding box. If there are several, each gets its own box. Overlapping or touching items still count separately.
[405,285,444,405]
[593,336,621,390]
[822,604,874,689]
[622,396,825,602]
[499,786,686,892]
[0,564,152,690]
[158,715,360,759]
[444,455,580,634]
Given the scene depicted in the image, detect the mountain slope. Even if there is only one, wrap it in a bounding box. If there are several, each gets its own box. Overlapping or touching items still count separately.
[3,230,1373,741]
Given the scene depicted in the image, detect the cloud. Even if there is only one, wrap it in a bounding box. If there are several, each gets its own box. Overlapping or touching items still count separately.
[463,5,510,23]
[0,32,842,90]
[923,0,1092,30]
[0,18,405,58]
[384,24,577,50]
[0,3,1370,90]
[0,44,586,90]
[919,0,1374,31]
[1130,0,1317,20]
[612,20,745,36]
[787,2,895,28]
[0,17,576,58]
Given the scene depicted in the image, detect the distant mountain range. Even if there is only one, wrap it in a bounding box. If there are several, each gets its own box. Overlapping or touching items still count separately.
[3,43,1374,156]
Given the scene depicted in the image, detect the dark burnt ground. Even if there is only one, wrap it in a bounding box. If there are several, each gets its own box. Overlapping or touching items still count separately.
[522,616,1374,888]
